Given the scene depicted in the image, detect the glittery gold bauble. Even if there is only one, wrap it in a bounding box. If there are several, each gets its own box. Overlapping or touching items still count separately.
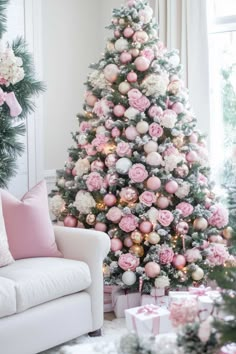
[86,213,96,225]
[129,244,144,258]
[148,232,160,245]
[173,136,184,148]
[193,217,208,231]
[222,226,233,240]
[96,202,106,211]
[130,230,143,244]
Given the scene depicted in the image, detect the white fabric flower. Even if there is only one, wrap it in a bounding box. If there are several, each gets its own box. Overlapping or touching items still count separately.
[74,190,96,214]
[77,133,88,145]
[164,154,184,172]
[0,45,25,86]
[49,195,65,217]
[175,182,191,199]
[139,6,153,24]
[160,110,177,129]
[154,275,170,289]
[74,158,90,177]
[124,107,139,120]
[141,73,169,96]
[88,70,108,89]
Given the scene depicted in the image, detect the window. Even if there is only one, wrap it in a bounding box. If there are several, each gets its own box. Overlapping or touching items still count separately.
[208,1,236,192]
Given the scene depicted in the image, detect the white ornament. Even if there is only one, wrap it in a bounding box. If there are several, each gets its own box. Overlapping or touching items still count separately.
[191,267,204,281]
[144,141,158,153]
[116,158,132,174]
[136,121,149,134]
[124,107,139,120]
[115,38,129,52]
[154,275,170,289]
[146,152,163,166]
[118,81,131,95]
[122,270,137,286]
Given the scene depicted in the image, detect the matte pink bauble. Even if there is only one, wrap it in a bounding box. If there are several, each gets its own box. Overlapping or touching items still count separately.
[165,180,179,194]
[111,238,123,252]
[133,30,149,43]
[86,94,98,107]
[113,104,126,117]
[144,141,158,154]
[124,27,134,38]
[105,154,118,168]
[147,176,161,191]
[189,132,199,143]
[176,221,189,235]
[105,173,119,186]
[104,193,117,207]
[156,196,169,209]
[120,51,132,64]
[186,151,198,163]
[111,127,121,138]
[95,222,107,232]
[105,118,114,130]
[91,160,104,172]
[114,30,121,38]
[72,168,77,176]
[64,215,78,228]
[125,126,139,141]
[134,57,150,72]
[127,71,138,82]
[172,102,184,114]
[104,64,119,83]
[124,236,134,248]
[139,221,153,234]
[129,48,140,57]
[172,254,186,270]
[145,262,161,278]
[66,168,72,175]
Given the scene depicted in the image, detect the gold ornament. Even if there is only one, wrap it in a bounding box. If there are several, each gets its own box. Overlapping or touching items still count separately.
[130,230,143,244]
[173,136,184,148]
[148,232,160,245]
[193,217,208,231]
[96,202,106,211]
[86,213,96,225]
[222,226,233,240]
[129,244,144,258]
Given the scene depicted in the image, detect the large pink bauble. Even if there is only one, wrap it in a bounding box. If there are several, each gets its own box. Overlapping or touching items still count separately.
[119,81,131,94]
[113,104,126,117]
[189,132,199,143]
[105,154,118,168]
[134,57,150,72]
[111,127,121,138]
[186,151,198,163]
[172,254,186,270]
[124,236,134,248]
[104,64,119,83]
[64,215,78,228]
[176,221,189,235]
[86,94,98,107]
[125,126,139,141]
[120,51,132,64]
[144,141,158,154]
[105,118,114,130]
[129,48,140,57]
[133,30,149,43]
[104,193,117,207]
[127,71,138,82]
[140,221,153,234]
[124,27,134,38]
[95,222,107,232]
[145,262,161,278]
[105,172,119,186]
[165,180,179,194]
[120,187,138,203]
[172,102,184,114]
[156,196,169,209]
[111,238,123,252]
[146,152,162,166]
[147,176,161,191]
[91,160,104,172]
[114,30,121,38]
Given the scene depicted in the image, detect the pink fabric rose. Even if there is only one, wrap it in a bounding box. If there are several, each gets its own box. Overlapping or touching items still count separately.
[128,89,142,100]
[157,210,174,227]
[159,246,174,264]
[128,164,148,183]
[149,123,163,138]
[79,121,92,133]
[93,98,113,118]
[84,144,97,156]
[176,202,194,217]
[148,105,163,118]
[198,173,208,185]
[106,207,122,223]
[208,204,229,229]
[206,244,230,266]
[86,172,103,192]
[118,253,140,271]
[129,94,151,112]
[92,134,109,152]
[119,214,138,233]
[170,298,199,327]
[116,142,132,157]
[139,191,156,207]
[185,248,202,263]
[141,48,154,62]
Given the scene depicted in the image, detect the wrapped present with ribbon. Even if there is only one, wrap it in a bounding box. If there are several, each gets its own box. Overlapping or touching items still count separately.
[112,289,141,318]
[141,287,169,307]
[125,304,174,336]
[104,285,120,313]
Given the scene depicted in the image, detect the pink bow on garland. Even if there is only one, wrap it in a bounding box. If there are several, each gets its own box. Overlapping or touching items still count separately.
[0,88,22,117]
[137,304,159,316]
[189,285,212,296]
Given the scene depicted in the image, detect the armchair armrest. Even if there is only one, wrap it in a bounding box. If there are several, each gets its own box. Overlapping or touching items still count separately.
[54,226,110,331]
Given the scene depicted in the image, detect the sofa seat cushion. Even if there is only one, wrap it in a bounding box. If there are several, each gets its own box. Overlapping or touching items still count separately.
[0,277,16,318]
[0,257,91,313]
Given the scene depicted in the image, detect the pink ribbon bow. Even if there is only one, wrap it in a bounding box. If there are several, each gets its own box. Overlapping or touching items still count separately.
[189,285,212,296]
[0,88,22,117]
[137,305,159,316]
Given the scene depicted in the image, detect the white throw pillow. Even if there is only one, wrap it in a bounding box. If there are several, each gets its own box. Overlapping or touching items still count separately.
[0,194,14,267]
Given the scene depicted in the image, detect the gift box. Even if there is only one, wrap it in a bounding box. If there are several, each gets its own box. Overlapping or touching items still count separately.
[141,288,169,308]
[112,289,141,318]
[125,304,174,336]
[104,292,113,312]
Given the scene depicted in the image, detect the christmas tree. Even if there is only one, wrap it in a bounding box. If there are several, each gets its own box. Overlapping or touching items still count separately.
[50,0,231,293]
[0,0,44,188]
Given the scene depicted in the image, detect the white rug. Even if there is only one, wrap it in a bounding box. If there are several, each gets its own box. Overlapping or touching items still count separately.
[42,319,127,354]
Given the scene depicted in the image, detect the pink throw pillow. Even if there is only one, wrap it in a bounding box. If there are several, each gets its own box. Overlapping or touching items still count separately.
[1,180,62,260]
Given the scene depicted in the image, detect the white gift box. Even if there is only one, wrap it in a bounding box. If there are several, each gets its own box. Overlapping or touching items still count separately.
[104,285,120,313]
[125,305,174,336]
[112,289,141,318]
[141,295,169,308]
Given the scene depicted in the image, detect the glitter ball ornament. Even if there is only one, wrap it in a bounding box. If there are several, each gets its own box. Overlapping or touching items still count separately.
[139,221,153,233]
[115,38,129,52]
[147,176,161,190]
[191,267,204,281]
[146,152,162,166]
[148,232,160,245]
[105,118,114,130]
[105,172,119,186]
[64,215,78,228]
[127,71,138,83]
[124,26,134,38]
[156,196,169,209]
[144,141,158,154]
[120,51,132,64]
[113,104,126,117]
[125,126,139,141]
[86,213,96,225]
[172,254,186,270]
[176,221,189,235]
[134,56,150,72]
[165,180,179,194]
[111,238,123,252]
[120,186,138,203]
[95,222,107,232]
[104,193,117,207]
[193,217,208,231]
[124,236,134,248]
[122,271,137,286]
[105,154,117,168]
[136,121,149,134]
[104,64,119,83]
[116,158,132,174]
[131,230,143,244]
[119,81,131,95]
[129,244,144,257]
[145,262,160,278]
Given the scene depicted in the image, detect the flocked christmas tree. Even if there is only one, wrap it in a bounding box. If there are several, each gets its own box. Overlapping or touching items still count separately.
[50,0,231,293]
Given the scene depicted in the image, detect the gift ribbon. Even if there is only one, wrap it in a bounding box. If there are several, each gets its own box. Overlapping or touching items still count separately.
[137,304,159,315]
[131,305,161,335]
[189,285,212,296]
[0,88,22,117]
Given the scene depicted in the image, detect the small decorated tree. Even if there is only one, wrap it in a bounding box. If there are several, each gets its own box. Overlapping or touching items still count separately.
[50,0,230,293]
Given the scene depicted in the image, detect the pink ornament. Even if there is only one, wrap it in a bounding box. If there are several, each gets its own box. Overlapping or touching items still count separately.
[133,30,149,44]
[114,30,121,38]
[144,141,158,154]
[64,215,78,228]
[113,104,126,117]
[124,27,134,38]
[124,236,134,248]
[111,238,123,252]
[104,193,117,207]
[172,102,184,114]
[86,93,98,107]
[120,51,132,64]
[147,176,161,191]
[104,64,119,83]
[186,151,198,163]
[95,222,107,232]
[176,221,189,235]
[125,126,139,141]
[105,119,114,130]
[66,168,72,175]
[105,154,118,168]
[156,196,169,209]
[165,180,179,194]
[200,240,209,249]
[172,254,186,270]
[139,221,153,234]
[72,168,77,176]
[145,262,161,278]
[105,172,119,186]
[127,71,138,83]
[111,127,121,137]
[189,133,199,143]
[91,160,104,172]
[134,57,150,72]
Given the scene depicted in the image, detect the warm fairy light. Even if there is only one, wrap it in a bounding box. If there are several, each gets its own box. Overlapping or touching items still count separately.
[182,267,187,274]
[84,111,93,119]
[103,142,116,155]
[96,202,106,210]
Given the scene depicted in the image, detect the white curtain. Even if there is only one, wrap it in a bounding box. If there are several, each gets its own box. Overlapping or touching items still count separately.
[151,0,210,136]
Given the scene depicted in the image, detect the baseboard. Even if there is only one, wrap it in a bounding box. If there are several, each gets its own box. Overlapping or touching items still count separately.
[44,169,57,193]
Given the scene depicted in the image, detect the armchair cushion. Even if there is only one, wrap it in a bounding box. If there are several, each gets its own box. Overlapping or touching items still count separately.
[0,195,14,267]
[0,257,91,313]
[0,277,16,318]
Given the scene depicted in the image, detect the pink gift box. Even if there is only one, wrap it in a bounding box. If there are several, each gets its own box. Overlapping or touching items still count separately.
[112,289,141,318]
[125,305,174,336]
[104,292,113,313]
[141,294,169,308]
[104,285,119,294]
